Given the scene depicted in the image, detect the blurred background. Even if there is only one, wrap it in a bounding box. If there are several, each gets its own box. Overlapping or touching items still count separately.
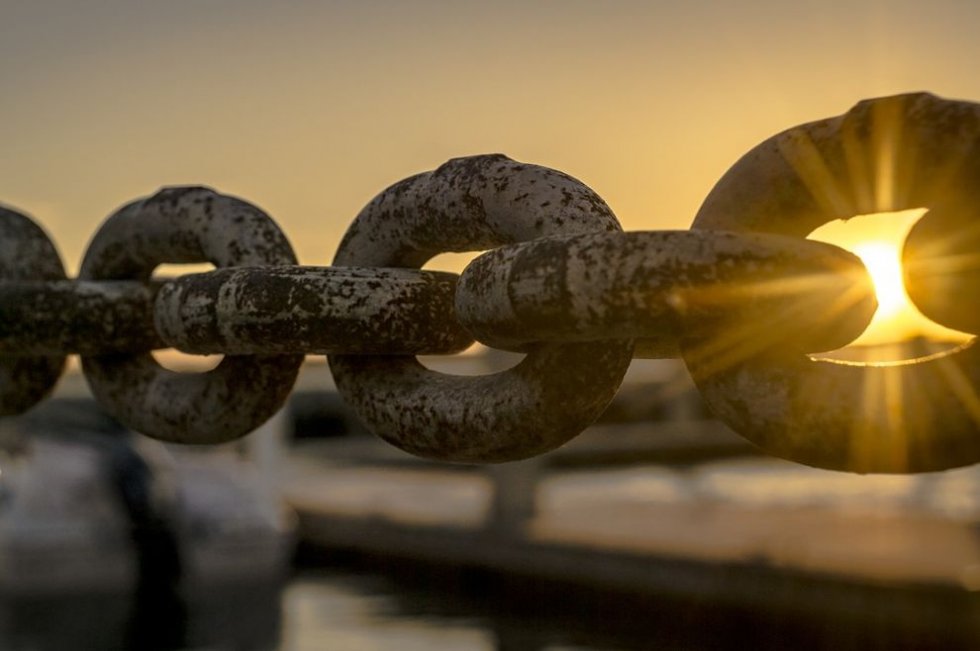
[2,1,980,649]
[7,0,980,271]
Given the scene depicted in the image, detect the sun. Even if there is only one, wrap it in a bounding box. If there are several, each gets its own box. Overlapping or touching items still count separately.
[851,241,905,319]
[845,237,918,346]
[809,209,971,349]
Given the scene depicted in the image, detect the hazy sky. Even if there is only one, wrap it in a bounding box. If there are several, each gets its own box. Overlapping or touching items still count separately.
[4,0,980,272]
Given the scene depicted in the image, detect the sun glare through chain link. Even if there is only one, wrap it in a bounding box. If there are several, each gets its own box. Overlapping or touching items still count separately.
[1,93,979,473]
[455,230,874,359]
[689,92,980,473]
[903,186,980,336]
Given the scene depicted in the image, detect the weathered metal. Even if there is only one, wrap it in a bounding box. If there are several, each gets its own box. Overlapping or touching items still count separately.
[0,280,163,355]
[903,202,980,335]
[456,230,874,358]
[0,207,66,415]
[694,92,980,237]
[2,99,979,474]
[329,154,634,463]
[688,92,980,473]
[686,341,980,473]
[79,187,303,444]
[155,266,473,355]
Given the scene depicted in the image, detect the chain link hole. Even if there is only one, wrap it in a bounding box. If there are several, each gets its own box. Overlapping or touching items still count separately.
[152,263,223,372]
[420,251,525,373]
[418,344,524,374]
[152,262,216,278]
[421,251,487,275]
[151,350,223,373]
[808,208,972,362]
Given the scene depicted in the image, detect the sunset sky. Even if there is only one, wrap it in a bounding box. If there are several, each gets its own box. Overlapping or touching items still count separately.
[4,1,980,329]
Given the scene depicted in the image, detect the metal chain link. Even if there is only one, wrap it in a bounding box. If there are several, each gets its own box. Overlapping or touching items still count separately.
[328,154,635,463]
[689,92,980,473]
[78,187,304,444]
[455,230,874,358]
[1,93,978,473]
[155,266,471,356]
[0,207,66,415]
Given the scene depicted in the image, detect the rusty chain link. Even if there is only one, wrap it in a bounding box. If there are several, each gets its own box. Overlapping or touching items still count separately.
[0,207,66,415]
[1,92,978,473]
[328,155,634,462]
[78,187,305,444]
[455,230,874,358]
[689,92,980,473]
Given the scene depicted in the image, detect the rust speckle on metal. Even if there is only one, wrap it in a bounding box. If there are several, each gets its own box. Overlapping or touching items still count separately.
[329,154,634,463]
[695,93,980,237]
[0,280,163,355]
[155,266,473,355]
[689,92,980,472]
[903,201,980,335]
[688,343,980,473]
[0,206,66,414]
[332,154,622,268]
[456,230,875,357]
[79,187,302,444]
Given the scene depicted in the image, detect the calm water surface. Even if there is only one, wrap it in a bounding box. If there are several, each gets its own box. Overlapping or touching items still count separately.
[280,568,634,651]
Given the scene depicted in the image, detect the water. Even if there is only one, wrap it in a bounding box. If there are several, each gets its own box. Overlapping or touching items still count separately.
[278,561,980,651]
[284,573,498,650]
[3,558,976,650]
[0,568,653,650]
[280,568,635,651]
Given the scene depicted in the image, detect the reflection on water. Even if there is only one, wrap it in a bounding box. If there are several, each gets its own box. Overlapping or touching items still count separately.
[280,568,652,651]
[0,569,636,651]
[283,572,495,650]
[279,560,980,651]
[4,560,977,651]
[277,454,980,651]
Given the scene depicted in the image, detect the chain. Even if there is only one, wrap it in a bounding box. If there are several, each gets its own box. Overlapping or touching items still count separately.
[2,92,978,473]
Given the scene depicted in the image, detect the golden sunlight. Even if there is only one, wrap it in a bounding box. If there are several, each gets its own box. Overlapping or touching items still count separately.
[852,241,904,318]
[809,209,971,348]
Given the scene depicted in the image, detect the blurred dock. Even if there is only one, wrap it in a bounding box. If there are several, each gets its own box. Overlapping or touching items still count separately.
[18,354,980,648]
[285,440,980,631]
[282,354,980,647]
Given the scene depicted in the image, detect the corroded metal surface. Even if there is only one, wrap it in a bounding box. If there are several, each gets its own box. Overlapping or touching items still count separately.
[79,187,303,444]
[329,154,634,463]
[903,203,980,335]
[0,280,163,355]
[0,207,66,414]
[694,93,980,237]
[688,344,980,473]
[456,230,874,357]
[3,122,978,473]
[331,154,622,267]
[688,92,980,472]
[155,266,473,355]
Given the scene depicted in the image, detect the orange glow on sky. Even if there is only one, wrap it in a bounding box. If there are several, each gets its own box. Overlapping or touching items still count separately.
[5,2,980,275]
[3,3,980,364]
